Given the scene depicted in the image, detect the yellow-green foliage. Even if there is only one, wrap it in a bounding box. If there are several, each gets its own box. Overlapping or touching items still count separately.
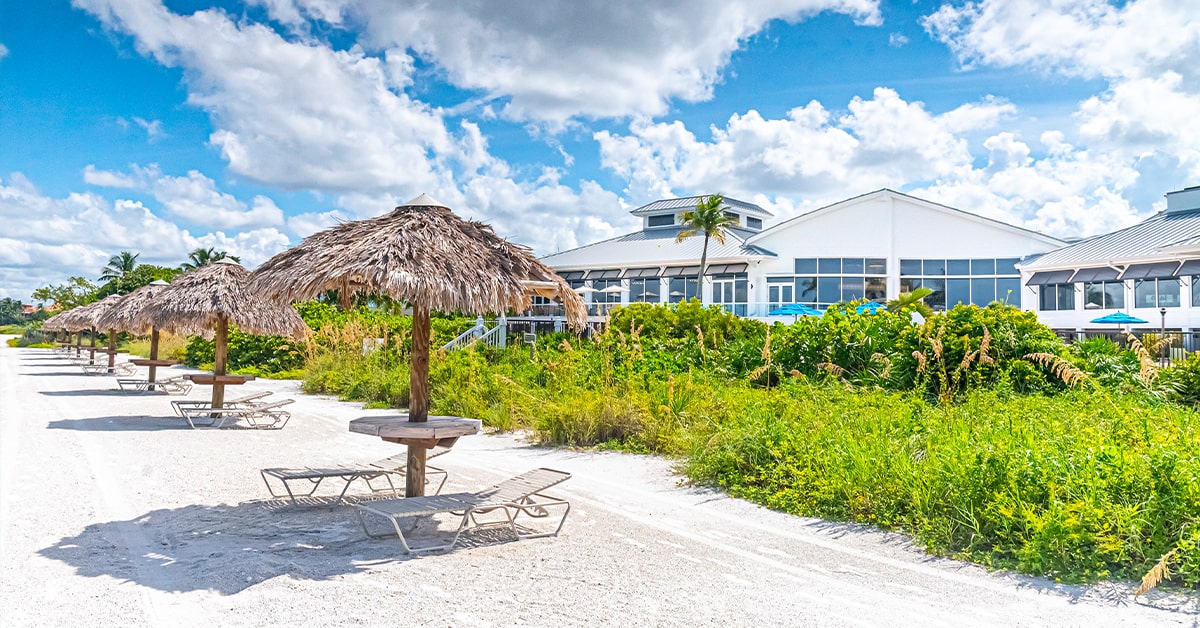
[300,300,1200,588]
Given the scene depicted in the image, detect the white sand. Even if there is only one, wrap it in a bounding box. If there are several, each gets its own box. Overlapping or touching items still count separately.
[1,339,1197,627]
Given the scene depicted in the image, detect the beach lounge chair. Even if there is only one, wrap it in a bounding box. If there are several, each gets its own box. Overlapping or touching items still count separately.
[260,449,451,505]
[178,398,294,429]
[80,361,136,376]
[171,390,273,417]
[117,375,193,395]
[354,467,572,554]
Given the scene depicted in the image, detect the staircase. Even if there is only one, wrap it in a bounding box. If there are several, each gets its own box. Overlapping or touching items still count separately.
[441,317,507,351]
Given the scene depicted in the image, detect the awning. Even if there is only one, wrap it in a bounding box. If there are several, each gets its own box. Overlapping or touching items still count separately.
[662,265,701,277]
[621,267,661,279]
[1120,262,1181,280]
[1178,260,1200,276]
[1070,266,1120,282]
[557,271,585,281]
[704,263,748,275]
[585,268,622,280]
[1025,270,1074,286]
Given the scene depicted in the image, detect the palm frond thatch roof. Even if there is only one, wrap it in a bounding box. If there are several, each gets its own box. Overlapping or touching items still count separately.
[56,295,126,332]
[94,281,170,334]
[248,195,587,329]
[41,312,66,331]
[135,261,308,339]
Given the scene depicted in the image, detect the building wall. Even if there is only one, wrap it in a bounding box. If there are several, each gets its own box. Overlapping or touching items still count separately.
[749,193,1063,313]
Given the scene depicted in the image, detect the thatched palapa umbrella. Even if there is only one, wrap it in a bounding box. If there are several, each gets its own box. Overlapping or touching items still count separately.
[135,260,307,409]
[249,193,587,496]
[96,280,171,388]
[58,296,125,364]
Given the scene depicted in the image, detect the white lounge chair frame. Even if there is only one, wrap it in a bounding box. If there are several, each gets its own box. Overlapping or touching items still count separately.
[117,375,193,395]
[171,390,273,417]
[355,467,572,554]
[260,449,450,505]
[178,398,294,429]
[80,361,136,376]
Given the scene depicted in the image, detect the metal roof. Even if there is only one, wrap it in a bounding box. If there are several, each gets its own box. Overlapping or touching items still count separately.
[630,195,772,217]
[1022,210,1200,269]
[541,225,776,269]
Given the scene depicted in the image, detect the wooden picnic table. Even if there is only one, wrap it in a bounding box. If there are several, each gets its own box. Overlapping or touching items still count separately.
[349,415,481,449]
[185,374,255,385]
[129,359,179,367]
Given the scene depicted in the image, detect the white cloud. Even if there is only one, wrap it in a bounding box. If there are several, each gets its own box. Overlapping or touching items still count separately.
[888,32,908,47]
[83,165,138,188]
[132,116,165,140]
[595,88,1013,203]
[75,0,467,193]
[152,170,285,229]
[0,43,9,61]
[0,173,292,301]
[250,0,882,123]
[923,0,1200,178]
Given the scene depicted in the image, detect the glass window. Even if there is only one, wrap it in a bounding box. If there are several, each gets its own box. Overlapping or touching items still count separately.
[735,277,748,303]
[818,277,840,304]
[1056,284,1075,310]
[865,277,886,301]
[769,283,793,307]
[647,214,674,227]
[1084,282,1104,309]
[923,279,946,310]
[946,259,970,275]
[900,277,921,293]
[946,278,971,307]
[924,259,946,275]
[1135,280,1156,308]
[971,278,995,305]
[1040,284,1074,311]
[1104,281,1125,309]
[1159,278,1181,307]
[841,276,864,301]
[900,260,922,276]
[1193,276,1200,307]
[796,277,817,303]
[630,278,659,303]
[794,258,817,274]
[747,217,762,229]
[971,259,995,275]
[996,278,1020,305]
[842,258,864,274]
[866,258,887,274]
[997,258,1020,275]
[668,277,698,303]
[818,258,841,274]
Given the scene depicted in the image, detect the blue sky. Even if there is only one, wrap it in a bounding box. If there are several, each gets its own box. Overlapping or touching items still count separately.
[2,0,1198,302]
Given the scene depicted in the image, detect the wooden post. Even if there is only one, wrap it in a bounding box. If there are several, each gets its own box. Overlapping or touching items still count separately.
[212,317,228,410]
[74,332,82,356]
[106,329,116,369]
[148,328,160,389]
[406,303,431,497]
[88,328,98,364]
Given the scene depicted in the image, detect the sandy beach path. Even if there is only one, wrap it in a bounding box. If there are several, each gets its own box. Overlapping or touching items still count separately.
[1,340,1196,627]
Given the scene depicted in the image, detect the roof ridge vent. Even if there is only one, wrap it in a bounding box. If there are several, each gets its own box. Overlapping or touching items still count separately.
[1165,186,1200,214]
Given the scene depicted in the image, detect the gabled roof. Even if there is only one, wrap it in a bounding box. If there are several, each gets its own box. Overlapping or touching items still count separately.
[541,224,776,269]
[630,195,772,218]
[1021,209,1200,270]
[747,188,1065,247]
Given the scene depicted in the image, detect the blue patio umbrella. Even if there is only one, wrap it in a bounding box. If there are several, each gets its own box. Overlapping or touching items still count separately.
[769,303,823,317]
[855,301,886,315]
[1089,312,1147,325]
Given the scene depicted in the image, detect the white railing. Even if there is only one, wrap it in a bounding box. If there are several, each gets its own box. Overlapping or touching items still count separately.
[441,317,507,351]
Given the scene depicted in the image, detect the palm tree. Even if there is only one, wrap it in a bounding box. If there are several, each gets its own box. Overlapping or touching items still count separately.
[99,251,140,282]
[180,247,241,271]
[675,194,738,303]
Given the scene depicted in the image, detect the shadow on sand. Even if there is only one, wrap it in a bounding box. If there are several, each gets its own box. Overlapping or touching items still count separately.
[47,416,191,431]
[40,500,519,595]
[40,390,156,397]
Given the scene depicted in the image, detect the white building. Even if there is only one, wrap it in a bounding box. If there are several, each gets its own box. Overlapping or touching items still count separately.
[540,189,1067,320]
[1019,186,1200,341]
